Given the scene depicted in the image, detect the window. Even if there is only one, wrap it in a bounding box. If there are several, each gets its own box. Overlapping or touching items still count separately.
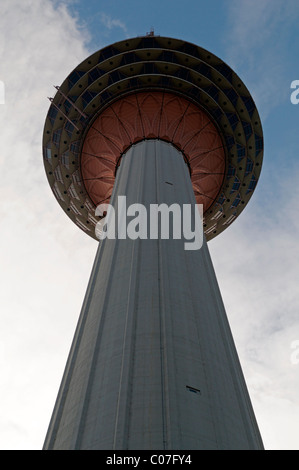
[44,142,52,162]
[82,90,97,108]
[88,67,103,85]
[227,164,236,179]
[70,141,80,158]
[217,193,226,205]
[245,158,253,176]
[54,165,63,184]
[61,152,69,169]
[225,88,238,107]
[241,120,252,141]
[70,201,82,215]
[255,133,263,156]
[223,214,236,226]
[214,62,232,82]
[52,128,62,147]
[211,210,223,221]
[237,143,245,162]
[242,95,255,117]
[84,199,94,212]
[68,183,80,200]
[48,106,58,125]
[230,176,240,193]
[205,223,217,235]
[53,182,64,201]
[231,193,241,208]
[72,170,82,186]
[226,112,239,131]
[76,218,90,232]
[246,175,257,194]
[65,120,75,138]
[88,214,98,225]
[68,70,85,89]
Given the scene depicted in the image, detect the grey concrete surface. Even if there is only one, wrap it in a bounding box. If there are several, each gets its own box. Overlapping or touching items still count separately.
[43,140,263,450]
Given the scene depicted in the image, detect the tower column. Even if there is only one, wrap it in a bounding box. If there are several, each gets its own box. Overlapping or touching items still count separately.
[43,140,263,450]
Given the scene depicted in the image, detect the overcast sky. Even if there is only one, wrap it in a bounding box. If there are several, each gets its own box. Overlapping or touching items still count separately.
[1,0,299,450]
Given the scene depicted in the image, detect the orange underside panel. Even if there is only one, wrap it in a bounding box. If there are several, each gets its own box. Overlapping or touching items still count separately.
[81,91,226,212]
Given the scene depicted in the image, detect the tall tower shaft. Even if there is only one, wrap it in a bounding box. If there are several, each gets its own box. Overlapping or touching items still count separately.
[42,36,264,450]
[43,141,262,449]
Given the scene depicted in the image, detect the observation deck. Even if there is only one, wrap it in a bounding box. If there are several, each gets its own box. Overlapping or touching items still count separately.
[43,35,263,241]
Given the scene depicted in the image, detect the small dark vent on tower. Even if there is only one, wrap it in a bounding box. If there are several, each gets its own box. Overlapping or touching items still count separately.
[186,385,201,395]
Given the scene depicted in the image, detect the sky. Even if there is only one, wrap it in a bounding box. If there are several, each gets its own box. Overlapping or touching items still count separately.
[0,0,299,451]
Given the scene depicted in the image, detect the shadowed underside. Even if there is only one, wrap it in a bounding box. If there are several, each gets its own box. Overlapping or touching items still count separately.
[81,91,226,215]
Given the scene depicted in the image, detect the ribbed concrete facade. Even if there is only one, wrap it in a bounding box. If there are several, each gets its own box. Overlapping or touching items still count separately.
[43,140,263,450]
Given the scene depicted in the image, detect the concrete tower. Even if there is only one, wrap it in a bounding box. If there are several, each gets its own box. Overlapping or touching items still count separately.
[42,35,264,450]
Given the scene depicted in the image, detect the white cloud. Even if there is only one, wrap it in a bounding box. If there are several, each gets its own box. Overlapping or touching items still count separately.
[0,0,94,450]
[100,12,127,34]
[218,2,299,448]
[225,0,299,117]
[209,164,299,450]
